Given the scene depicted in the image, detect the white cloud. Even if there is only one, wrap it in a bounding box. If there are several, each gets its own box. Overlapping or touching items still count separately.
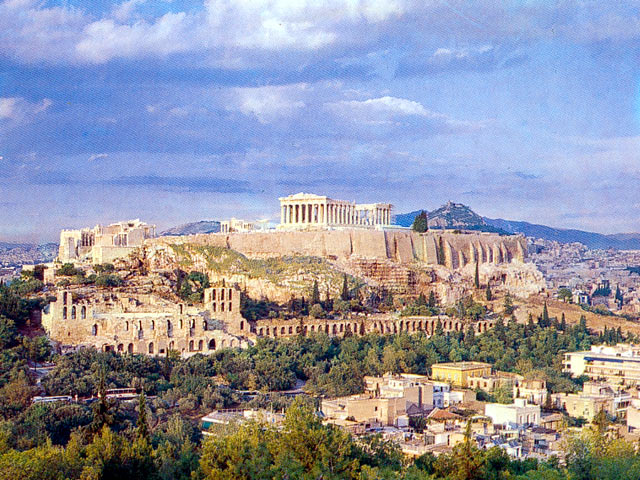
[0,97,52,122]
[75,12,194,64]
[88,153,109,161]
[326,95,447,124]
[112,0,146,22]
[227,84,309,123]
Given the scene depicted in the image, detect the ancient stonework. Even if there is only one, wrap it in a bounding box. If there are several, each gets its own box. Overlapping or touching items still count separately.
[147,229,527,267]
[41,286,250,356]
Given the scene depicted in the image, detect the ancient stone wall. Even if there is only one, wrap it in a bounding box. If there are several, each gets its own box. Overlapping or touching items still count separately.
[254,314,494,339]
[148,229,526,268]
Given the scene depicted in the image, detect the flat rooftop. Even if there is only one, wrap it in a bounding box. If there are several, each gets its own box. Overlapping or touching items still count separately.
[432,361,492,370]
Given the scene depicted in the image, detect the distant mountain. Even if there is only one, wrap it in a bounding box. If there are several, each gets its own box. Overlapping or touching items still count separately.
[161,220,221,236]
[394,202,508,234]
[394,203,640,250]
[483,218,640,250]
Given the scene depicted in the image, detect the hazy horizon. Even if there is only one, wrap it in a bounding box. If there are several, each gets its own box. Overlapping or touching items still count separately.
[2,1,640,242]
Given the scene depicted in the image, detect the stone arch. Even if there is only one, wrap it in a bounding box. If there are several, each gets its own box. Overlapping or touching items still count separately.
[127,343,134,354]
[208,339,216,350]
[325,324,329,333]
[63,292,68,303]
[167,320,172,332]
[81,306,86,319]
[240,321,244,331]
[117,343,123,352]
[71,306,76,319]
[332,324,337,334]
[189,340,194,351]
[281,326,286,335]
[63,306,67,320]
[203,320,208,331]
[339,324,344,333]
[148,342,154,354]
[289,326,293,334]
[169,341,174,350]
[259,327,264,335]
[92,324,98,336]
[230,339,235,347]
[151,320,155,330]
[198,339,203,351]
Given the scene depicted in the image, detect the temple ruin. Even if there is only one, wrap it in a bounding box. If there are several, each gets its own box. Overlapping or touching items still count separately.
[278,193,392,230]
[58,219,156,264]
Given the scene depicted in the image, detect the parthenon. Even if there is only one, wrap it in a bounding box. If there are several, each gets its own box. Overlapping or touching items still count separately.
[278,193,392,230]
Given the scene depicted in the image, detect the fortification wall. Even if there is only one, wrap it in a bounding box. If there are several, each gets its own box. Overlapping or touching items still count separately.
[150,230,526,269]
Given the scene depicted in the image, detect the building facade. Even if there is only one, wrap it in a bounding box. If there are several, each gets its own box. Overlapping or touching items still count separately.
[41,286,249,356]
[58,219,156,264]
[278,193,392,230]
[220,218,255,234]
[431,362,493,388]
[564,344,640,385]
[485,399,541,427]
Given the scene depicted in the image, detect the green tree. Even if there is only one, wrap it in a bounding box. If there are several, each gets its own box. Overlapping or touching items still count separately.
[311,280,320,305]
[474,262,480,289]
[485,283,492,301]
[136,391,150,441]
[428,291,437,308]
[503,293,514,315]
[411,211,429,233]
[558,288,573,303]
[340,274,350,301]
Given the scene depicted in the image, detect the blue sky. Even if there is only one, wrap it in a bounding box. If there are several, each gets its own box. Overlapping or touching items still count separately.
[1,0,640,242]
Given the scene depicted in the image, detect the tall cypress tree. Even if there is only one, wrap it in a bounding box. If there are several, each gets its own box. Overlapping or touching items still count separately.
[137,391,150,441]
[340,274,350,301]
[474,262,480,289]
[311,280,320,305]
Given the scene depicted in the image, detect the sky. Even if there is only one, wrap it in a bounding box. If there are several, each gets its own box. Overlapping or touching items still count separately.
[1,0,640,242]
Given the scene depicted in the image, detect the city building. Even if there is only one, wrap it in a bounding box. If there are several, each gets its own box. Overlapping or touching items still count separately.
[551,382,631,421]
[563,344,640,385]
[431,362,493,388]
[514,379,549,406]
[467,371,523,393]
[485,399,541,427]
[278,193,392,230]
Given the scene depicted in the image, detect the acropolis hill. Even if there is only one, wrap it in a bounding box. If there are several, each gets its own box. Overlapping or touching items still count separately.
[40,193,545,356]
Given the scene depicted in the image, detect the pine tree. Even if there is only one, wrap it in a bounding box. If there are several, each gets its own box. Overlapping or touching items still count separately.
[340,274,350,301]
[136,391,150,441]
[560,312,567,331]
[485,284,492,301]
